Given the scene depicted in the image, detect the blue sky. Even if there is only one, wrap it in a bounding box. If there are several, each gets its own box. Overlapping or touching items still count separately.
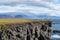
[0,0,60,16]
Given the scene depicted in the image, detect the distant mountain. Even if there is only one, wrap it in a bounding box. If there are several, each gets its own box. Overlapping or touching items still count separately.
[0,12,60,23]
[36,15,60,19]
[0,14,13,18]
[0,12,38,19]
[0,12,60,20]
[15,15,29,19]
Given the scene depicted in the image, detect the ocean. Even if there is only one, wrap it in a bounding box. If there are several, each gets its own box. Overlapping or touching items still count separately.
[51,24,60,40]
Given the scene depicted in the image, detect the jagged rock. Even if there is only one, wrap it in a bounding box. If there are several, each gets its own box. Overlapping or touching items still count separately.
[0,21,52,40]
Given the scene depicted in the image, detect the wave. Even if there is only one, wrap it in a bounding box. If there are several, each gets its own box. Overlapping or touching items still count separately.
[51,34,60,38]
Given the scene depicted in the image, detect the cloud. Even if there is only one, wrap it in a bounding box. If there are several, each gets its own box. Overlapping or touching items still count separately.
[0,5,60,17]
[42,0,59,3]
[0,0,59,9]
[0,6,17,13]
[0,5,53,13]
[0,0,60,17]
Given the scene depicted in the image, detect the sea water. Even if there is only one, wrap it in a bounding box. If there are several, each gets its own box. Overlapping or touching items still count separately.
[51,24,60,40]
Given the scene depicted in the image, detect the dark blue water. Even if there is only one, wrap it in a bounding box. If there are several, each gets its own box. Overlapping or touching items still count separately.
[51,24,60,40]
[52,24,60,30]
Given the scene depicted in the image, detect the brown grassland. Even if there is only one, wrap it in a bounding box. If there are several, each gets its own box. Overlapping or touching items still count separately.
[0,19,49,24]
[0,19,50,31]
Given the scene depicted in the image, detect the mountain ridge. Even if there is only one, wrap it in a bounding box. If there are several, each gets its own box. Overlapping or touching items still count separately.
[0,12,60,19]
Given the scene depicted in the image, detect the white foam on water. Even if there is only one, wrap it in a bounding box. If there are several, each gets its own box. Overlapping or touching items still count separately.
[51,34,60,38]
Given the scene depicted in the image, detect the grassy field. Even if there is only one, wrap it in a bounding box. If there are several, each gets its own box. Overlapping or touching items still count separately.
[0,19,31,24]
[0,19,49,24]
[0,19,51,31]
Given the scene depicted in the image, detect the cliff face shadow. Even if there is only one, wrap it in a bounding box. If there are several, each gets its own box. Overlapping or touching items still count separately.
[0,20,52,40]
[38,34,44,40]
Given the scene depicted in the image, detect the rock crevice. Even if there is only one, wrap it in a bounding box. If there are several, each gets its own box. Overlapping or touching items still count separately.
[0,21,52,40]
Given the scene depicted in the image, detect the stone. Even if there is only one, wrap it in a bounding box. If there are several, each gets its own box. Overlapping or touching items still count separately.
[0,21,52,40]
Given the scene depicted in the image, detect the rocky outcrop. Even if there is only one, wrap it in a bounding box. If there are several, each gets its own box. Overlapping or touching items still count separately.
[53,30,60,33]
[0,21,52,40]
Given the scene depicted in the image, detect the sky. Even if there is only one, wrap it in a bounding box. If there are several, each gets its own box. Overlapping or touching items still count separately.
[0,0,60,16]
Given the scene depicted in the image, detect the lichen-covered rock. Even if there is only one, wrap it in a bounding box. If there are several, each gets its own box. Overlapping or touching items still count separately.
[0,21,52,40]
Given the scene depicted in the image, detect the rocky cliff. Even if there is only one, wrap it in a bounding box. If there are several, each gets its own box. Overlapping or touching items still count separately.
[0,20,52,40]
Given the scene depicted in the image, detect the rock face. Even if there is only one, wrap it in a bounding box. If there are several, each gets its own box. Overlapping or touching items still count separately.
[0,21,52,40]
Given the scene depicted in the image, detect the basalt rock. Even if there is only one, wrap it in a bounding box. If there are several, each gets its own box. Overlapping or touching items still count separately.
[0,21,52,40]
[53,30,60,33]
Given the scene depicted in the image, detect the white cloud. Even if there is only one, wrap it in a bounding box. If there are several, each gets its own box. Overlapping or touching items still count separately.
[0,0,60,10]
[0,6,17,13]
[0,5,60,17]
[0,5,53,13]
[42,0,59,3]
[0,0,60,17]
[0,10,16,13]
[32,0,60,10]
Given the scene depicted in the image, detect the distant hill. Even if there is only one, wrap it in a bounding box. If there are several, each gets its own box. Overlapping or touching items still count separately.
[0,12,38,19]
[0,12,60,20]
[0,14,13,18]
[15,15,29,19]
